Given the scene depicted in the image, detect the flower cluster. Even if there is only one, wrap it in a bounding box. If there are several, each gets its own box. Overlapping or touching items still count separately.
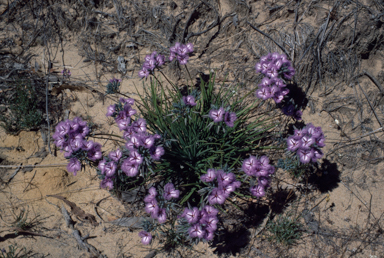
[201,169,241,205]
[144,184,179,223]
[255,52,294,103]
[209,108,237,127]
[139,51,165,78]
[169,42,194,65]
[242,155,275,198]
[180,205,219,241]
[286,124,325,164]
[53,117,101,175]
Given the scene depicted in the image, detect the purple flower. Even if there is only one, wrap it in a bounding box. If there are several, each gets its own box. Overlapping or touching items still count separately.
[222,183,236,197]
[300,135,314,150]
[177,54,189,65]
[200,168,216,182]
[311,148,324,162]
[150,146,164,161]
[163,182,180,200]
[204,216,218,233]
[242,156,260,176]
[208,188,226,205]
[216,171,235,187]
[287,136,301,151]
[156,54,165,66]
[209,107,225,123]
[104,161,117,177]
[145,200,159,218]
[144,187,157,202]
[250,184,265,198]
[182,95,197,106]
[256,87,271,100]
[129,134,141,148]
[138,231,152,245]
[100,178,114,190]
[205,231,215,241]
[315,134,325,147]
[259,77,271,87]
[259,177,270,187]
[183,207,200,224]
[128,150,143,165]
[189,224,205,239]
[259,156,270,169]
[109,149,122,162]
[56,121,70,136]
[224,112,237,127]
[294,110,303,120]
[138,68,149,78]
[67,158,81,175]
[87,142,102,161]
[121,160,139,177]
[293,128,308,139]
[297,148,314,163]
[133,118,147,133]
[203,205,218,216]
[186,43,194,53]
[98,159,107,174]
[141,135,155,149]
[157,208,167,224]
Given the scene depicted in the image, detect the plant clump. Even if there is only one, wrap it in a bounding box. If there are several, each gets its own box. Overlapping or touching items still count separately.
[52,43,325,250]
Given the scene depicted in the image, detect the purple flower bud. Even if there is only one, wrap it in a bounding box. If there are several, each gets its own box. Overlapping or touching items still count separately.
[294,110,303,120]
[224,112,237,127]
[205,230,215,241]
[138,231,152,245]
[200,168,216,182]
[87,142,102,161]
[258,177,270,186]
[67,158,81,175]
[169,52,176,61]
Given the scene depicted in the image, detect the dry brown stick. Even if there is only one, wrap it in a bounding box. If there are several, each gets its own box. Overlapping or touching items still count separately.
[248,21,291,59]
[47,195,98,226]
[357,82,383,128]
[23,170,37,192]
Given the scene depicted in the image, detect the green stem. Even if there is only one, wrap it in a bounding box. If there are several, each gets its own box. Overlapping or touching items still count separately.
[184,65,194,92]
[159,70,178,92]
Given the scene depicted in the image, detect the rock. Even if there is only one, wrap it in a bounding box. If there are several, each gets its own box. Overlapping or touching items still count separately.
[117,56,126,74]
